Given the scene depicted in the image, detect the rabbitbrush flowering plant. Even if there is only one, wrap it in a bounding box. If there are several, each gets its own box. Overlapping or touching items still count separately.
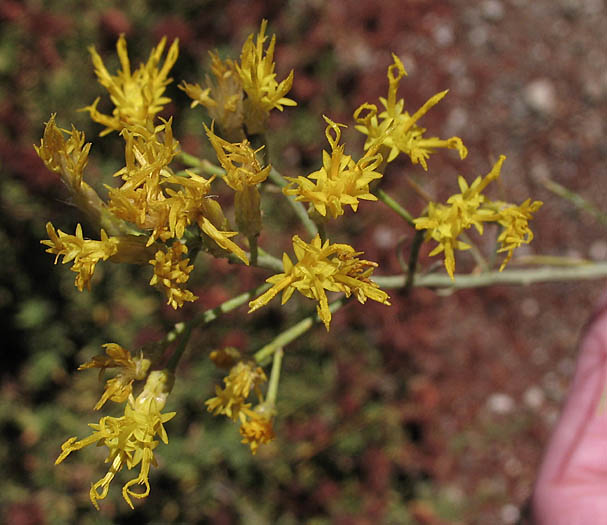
[37,20,551,509]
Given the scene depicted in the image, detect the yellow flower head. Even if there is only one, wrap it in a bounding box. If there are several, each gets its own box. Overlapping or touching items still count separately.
[414,156,542,278]
[104,117,248,263]
[83,35,179,135]
[496,198,543,270]
[55,370,176,510]
[205,361,267,421]
[180,51,245,140]
[35,114,91,187]
[205,124,270,237]
[42,222,119,291]
[249,234,391,330]
[354,53,467,169]
[149,242,198,309]
[166,172,249,264]
[239,405,275,455]
[209,347,242,369]
[205,125,271,191]
[284,116,383,219]
[78,343,151,410]
[35,115,115,230]
[107,119,180,244]
[236,19,297,134]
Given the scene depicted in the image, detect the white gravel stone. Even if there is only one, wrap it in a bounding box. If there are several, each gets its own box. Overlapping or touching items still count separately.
[482,0,505,21]
[487,393,516,414]
[524,386,545,409]
[523,79,557,116]
[501,503,520,524]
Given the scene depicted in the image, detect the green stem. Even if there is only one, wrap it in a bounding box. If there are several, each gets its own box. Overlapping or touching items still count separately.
[164,281,273,370]
[256,247,284,272]
[405,229,424,292]
[166,322,193,372]
[227,248,283,272]
[376,188,415,227]
[317,221,327,243]
[268,167,318,237]
[248,235,259,266]
[254,297,347,366]
[540,177,607,228]
[265,347,284,408]
[177,152,226,178]
[373,261,607,289]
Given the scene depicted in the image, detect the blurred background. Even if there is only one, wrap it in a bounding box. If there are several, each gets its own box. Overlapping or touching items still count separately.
[1,0,605,523]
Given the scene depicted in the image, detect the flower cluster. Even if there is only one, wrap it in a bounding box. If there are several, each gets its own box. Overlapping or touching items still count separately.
[413,156,543,278]
[284,117,383,220]
[78,343,151,410]
[148,242,198,309]
[40,19,544,511]
[56,346,174,509]
[205,358,275,454]
[37,35,256,309]
[249,234,391,330]
[205,125,271,239]
[83,35,179,135]
[180,19,296,138]
[354,54,467,169]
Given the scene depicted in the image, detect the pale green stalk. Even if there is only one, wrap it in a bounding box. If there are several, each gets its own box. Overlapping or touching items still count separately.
[265,348,284,408]
[375,188,415,227]
[374,261,607,289]
[165,281,272,371]
[540,177,607,228]
[268,167,319,237]
[254,298,347,366]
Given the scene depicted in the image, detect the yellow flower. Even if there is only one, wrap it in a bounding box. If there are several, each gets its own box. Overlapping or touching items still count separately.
[83,35,179,135]
[164,171,250,264]
[149,242,198,309]
[105,120,249,263]
[236,19,297,134]
[35,114,91,188]
[205,384,252,421]
[205,361,275,454]
[414,157,505,278]
[41,223,119,291]
[180,51,245,140]
[239,405,275,455]
[35,115,119,232]
[249,234,391,330]
[55,370,176,510]
[354,54,467,169]
[205,125,271,191]
[496,199,543,270]
[205,124,270,237]
[414,156,542,277]
[78,343,151,410]
[205,361,267,421]
[284,116,383,219]
[107,118,180,245]
[209,347,243,369]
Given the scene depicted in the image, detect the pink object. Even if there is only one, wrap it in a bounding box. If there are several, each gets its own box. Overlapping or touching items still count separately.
[532,300,607,523]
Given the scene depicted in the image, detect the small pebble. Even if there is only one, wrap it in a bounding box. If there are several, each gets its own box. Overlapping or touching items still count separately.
[501,503,520,524]
[482,0,505,21]
[523,79,557,116]
[524,386,545,409]
[487,393,515,414]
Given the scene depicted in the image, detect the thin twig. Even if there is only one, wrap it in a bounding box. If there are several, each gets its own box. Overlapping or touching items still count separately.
[374,261,607,289]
